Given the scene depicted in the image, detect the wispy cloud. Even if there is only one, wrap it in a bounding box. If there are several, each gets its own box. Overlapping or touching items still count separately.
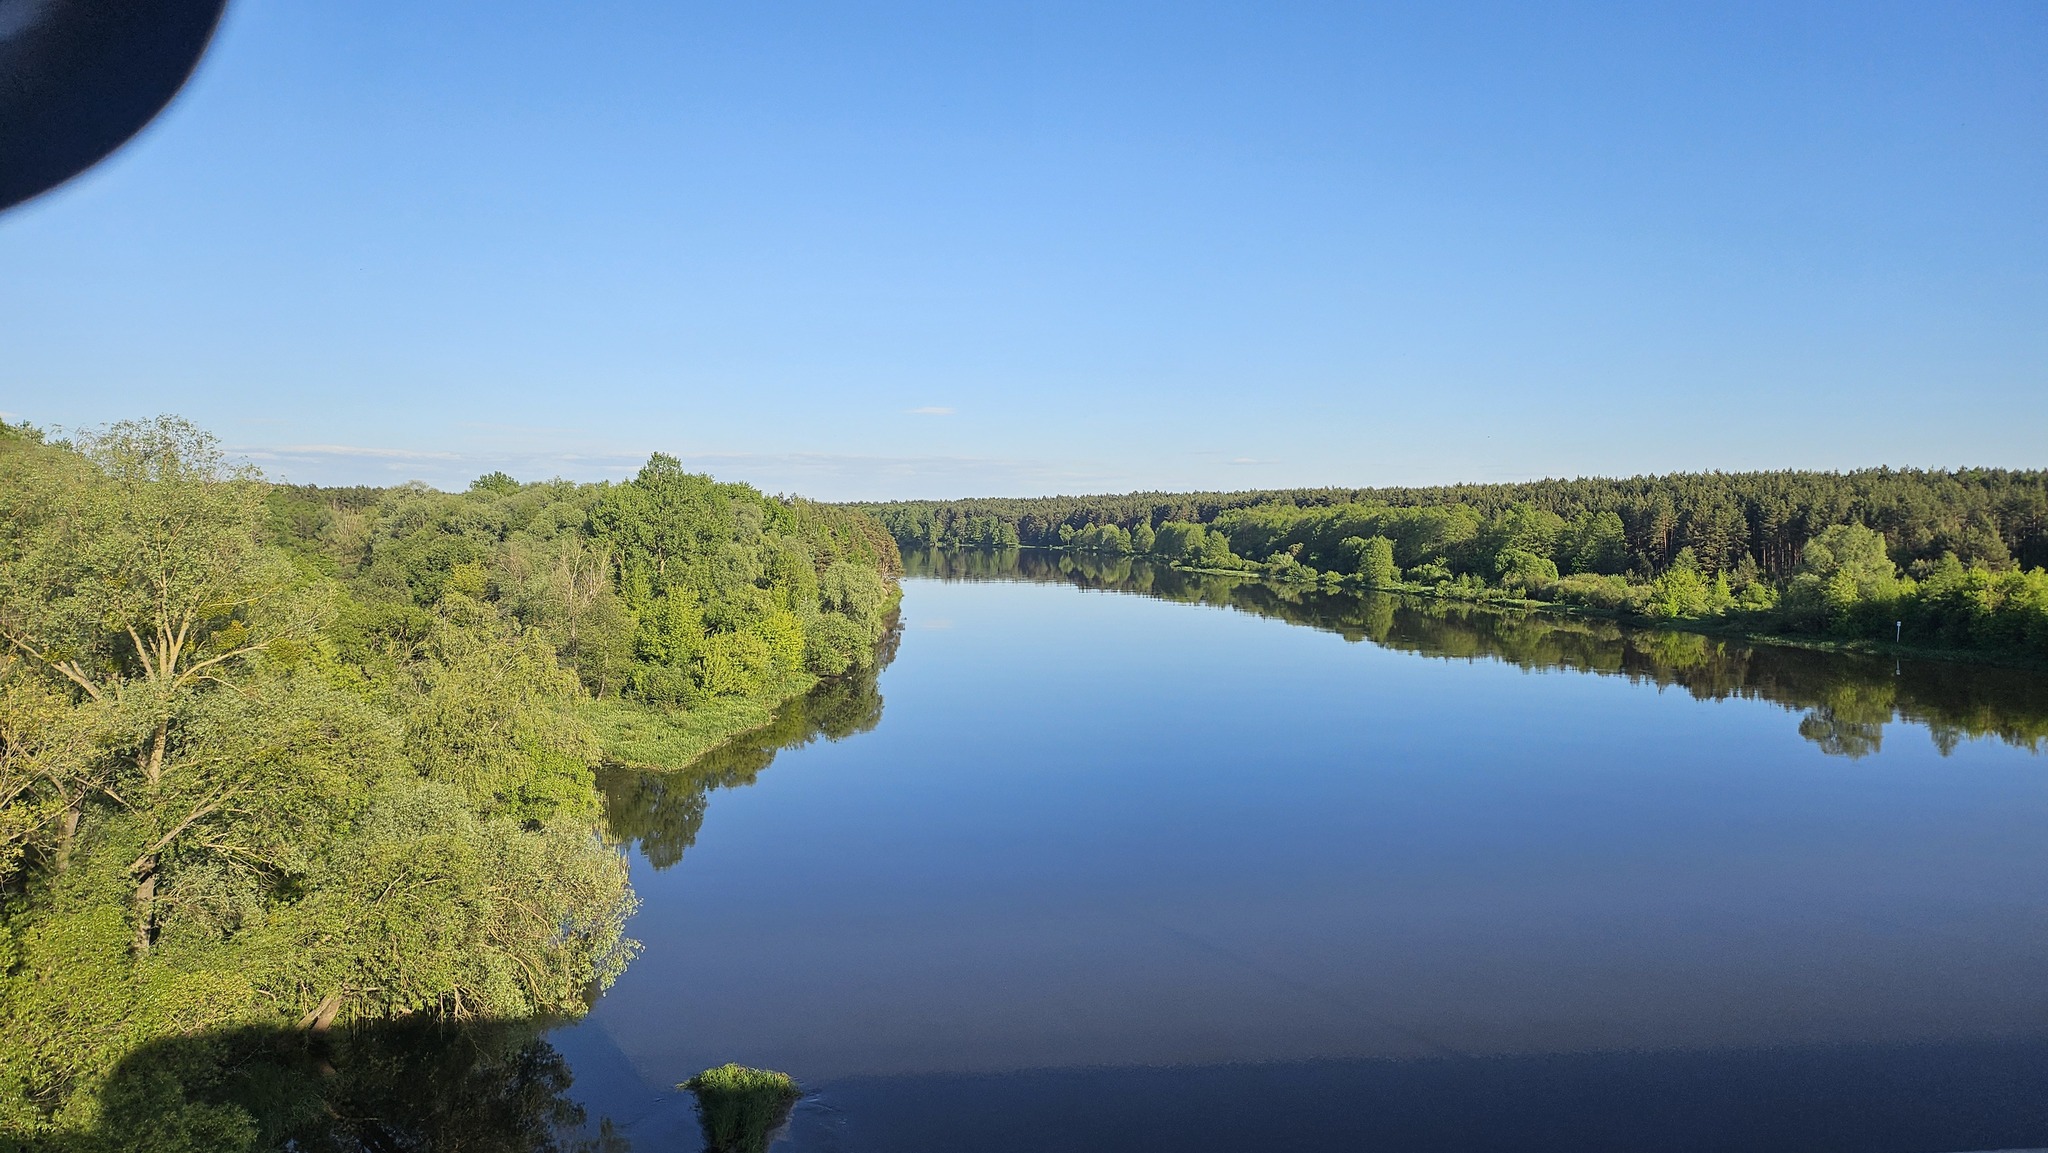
[906,406,955,416]
[227,438,1129,501]
[662,450,1127,500]
[253,444,465,461]
[230,442,648,485]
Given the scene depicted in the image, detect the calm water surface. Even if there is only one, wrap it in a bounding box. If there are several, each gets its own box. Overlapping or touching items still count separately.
[555,551,2048,1152]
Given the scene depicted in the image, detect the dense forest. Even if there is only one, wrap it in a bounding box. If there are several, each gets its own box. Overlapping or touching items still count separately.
[0,416,899,1149]
[862,469,2048,660]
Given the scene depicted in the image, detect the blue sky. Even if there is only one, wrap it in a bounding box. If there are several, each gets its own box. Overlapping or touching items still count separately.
[2,1,2043,499]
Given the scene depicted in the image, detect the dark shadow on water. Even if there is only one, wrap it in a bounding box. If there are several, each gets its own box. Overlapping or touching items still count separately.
[790,1040,2048,1153]
[3,1017,632,1153]
[24,1027,2048,1153]
[599,619,898,870]
[905,547,2048,758]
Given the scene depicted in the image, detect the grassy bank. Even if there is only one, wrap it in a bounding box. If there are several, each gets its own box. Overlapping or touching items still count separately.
[581,672,820,770]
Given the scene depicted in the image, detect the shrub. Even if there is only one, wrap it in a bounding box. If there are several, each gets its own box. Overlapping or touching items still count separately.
[1407,557,1454,585]
[1493,547,1559,592]
[1549,572,1634,611]
[681,1064,802,1153]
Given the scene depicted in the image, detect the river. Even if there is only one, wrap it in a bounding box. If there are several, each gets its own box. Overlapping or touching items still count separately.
[552,549,2048,1152]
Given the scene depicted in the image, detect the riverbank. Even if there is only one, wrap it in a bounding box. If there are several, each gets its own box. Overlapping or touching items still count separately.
[1063,551,2048,672]
[587,598,907,772]
[582,672,821,770]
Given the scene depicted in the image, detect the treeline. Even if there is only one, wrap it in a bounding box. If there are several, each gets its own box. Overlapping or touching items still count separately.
[273,455,899,706]
[861,468,2048,660]
[0,417,899,1149]
[862,468,2048,571]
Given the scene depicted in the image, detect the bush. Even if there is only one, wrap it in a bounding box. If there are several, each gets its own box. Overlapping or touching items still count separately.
[681,1064,802,1153]
[1549,572,1635,611]
[1407,557,1454,585]
[1493,547,1559,592]
[1340,535,1399,587]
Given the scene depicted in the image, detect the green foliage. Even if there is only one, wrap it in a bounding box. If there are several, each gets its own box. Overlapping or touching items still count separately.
[590,459,899,707]
[404,609,603,821]
[1550,571,1640,612]
[584,681,796,772]
[1066,522,1134,555]
[1259,549,1316,582]
[595,654,891,871]
[0,416,900,1145]
[682,1063,799,1097]
[1493,547,1560,592]
[1131,520,1157,555]
[1782,523,1902,633]
[1339,536,1399,587]
[1647,550,1712,619]
[1801,523,1901,600]
[1906,554,2048,652]
[868,471,2048,660]
[681,1064,801,1153]
[1405,557,1454,585]
[468,470,521,496]
[862,466,2048,576]
[1560,510,1631,574]
[1477,502,1565,566]
[263,780,636,1022]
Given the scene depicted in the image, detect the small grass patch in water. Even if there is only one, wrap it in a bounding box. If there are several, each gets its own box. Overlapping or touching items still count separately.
[680,1064,802,1153]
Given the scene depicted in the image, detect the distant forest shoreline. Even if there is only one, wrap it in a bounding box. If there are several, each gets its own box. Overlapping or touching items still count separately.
[857,468,2048,664]
[960,544,2048,671]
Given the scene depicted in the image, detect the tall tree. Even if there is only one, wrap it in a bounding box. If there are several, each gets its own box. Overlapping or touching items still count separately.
[0,418,327,953]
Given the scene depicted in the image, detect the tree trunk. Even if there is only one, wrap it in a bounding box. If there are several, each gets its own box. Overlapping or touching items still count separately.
[130,861,157,955]
[53,799,81,874]
[297,990,344,1034]
[144,719,167,788]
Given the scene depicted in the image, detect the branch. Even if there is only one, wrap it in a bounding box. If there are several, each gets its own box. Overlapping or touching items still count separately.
[172,642,277,686]
[77,775,134,811]
[125,623,158,681]
[189,672,257,698]
[128,796,228,873]
[0,628,104,701]
[167,605,197,681]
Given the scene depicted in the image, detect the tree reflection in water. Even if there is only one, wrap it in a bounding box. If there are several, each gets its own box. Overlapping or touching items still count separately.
[601,618,897,870]
[57,1017,627,1153]
[906,547,2048,759]
[23,636,903,1153]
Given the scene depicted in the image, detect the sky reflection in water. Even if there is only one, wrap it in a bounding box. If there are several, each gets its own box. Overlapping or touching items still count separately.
[557,551,2048,1152]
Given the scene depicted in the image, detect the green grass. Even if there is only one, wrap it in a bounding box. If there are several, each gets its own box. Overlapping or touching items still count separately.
[580,673,818,770]
[679,1064,802,1153]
